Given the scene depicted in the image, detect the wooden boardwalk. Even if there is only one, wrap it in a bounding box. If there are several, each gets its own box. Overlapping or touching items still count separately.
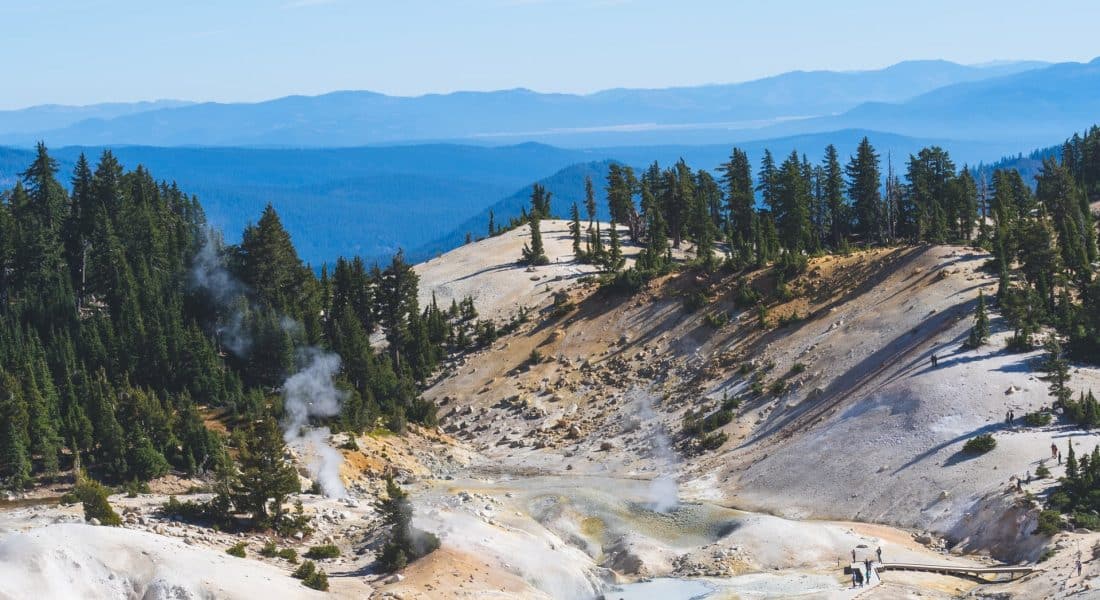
[877,561,1037,581]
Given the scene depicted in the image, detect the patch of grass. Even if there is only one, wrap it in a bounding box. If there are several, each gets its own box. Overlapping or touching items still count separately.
[789,362,807,375]
[962,433,996,454]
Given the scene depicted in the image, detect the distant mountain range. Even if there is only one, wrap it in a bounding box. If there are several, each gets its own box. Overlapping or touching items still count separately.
[750,58,1100,150]
[3,57,1095,267]
[0,60,1048,148]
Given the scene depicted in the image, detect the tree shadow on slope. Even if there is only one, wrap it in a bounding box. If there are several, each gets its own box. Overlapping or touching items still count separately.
[741,291,978,448]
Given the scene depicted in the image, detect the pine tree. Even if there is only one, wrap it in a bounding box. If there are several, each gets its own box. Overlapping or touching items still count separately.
[719,147,754,254]
[821,144,846,248]
[569,202,583,257]
[521,195,549,266]
[1043,336,1073,409]
[0,369,32,489]
[847,138,883,243]
[605,218,624,272]
[487,209,495,237]
[966,291,990,348]
[232,419,300,527]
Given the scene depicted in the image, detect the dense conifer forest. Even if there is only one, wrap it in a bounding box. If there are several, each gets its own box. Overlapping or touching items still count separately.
[0,144,482,496]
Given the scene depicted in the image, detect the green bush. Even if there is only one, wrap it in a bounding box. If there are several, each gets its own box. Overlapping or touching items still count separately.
[527,349,543,366]
[683,291,708,313]
[121,479,150,498]
[1023,411,1053,427]
[962,433,996,454]
[292,560,317,580]
[1074,511,1100,530]
[790,362,807,375]
[704,311,729,328]
[277,548,299,564]
[302,569,329,591]
[699,431,728,451]
[260,540,278,557]
[768,380,788,396]
[304,545,341,560]
[1035,510,1066,536]
[226,542,247,558]
[734,284,760,308]
[74,478,122,526]
[1035,465,1052,478]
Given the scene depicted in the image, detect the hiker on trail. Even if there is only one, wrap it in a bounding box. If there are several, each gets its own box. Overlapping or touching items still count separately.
[852,548,856,562]
[1005,411,1011,424]
[1053,443,1059,459]
[1059,450,1063,465]
[931,353,938,368]
[1026,470,1032,484]
[855,568,864,587]
[851,568,858,588]
[865,558,874,583]
[1009,410,1015,423]
[876,546,882,563]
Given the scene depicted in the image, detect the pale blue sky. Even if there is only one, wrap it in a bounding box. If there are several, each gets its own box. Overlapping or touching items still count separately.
[2,0,1098,109]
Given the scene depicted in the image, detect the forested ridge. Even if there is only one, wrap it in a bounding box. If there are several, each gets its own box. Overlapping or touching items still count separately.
[537,128,1100,365]
[0,144,488,493]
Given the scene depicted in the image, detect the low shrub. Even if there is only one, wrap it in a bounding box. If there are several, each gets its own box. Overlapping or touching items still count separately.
[704,311,729,328]
[1023,411,1053,427]
[74,478,122,526]
[304,545,340,560]
[962,433,996,454]
[292,560,316,580]
[683,291,709,313]
[1073,511,1100,531]
[302,569,329,591]
[699,431,728,451]
[1035,464,1052,478]
[1035,509,1066,536]
[226,542,247,558]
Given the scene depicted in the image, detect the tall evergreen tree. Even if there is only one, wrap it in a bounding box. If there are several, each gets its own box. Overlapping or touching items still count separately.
[846,138,883,244]
[822,144,846,247]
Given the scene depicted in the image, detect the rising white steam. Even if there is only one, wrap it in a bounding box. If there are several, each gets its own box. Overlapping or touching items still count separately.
[191,227,348,498]
[282,349,348,498]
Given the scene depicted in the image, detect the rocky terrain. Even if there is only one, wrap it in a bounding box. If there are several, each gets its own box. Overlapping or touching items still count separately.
[2,221,1099,599]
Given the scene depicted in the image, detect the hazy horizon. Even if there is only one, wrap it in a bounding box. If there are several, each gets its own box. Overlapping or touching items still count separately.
[3,0,1099,109]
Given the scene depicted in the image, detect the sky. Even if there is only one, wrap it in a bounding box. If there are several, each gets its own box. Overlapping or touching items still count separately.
[2,0,1099,109]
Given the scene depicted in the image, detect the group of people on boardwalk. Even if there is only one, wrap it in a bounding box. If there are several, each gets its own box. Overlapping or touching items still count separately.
[849,547,882,588]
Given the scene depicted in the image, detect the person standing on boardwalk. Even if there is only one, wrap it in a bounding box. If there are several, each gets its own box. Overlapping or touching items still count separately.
[876,546,882,563]
[865,558,874,583]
